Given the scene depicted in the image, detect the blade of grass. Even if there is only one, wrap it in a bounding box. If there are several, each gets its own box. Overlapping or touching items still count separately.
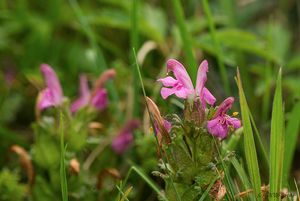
[249,112,270,171]
[213,139,236,200]
[198,175,219,201]
[133,48,181,201]
[236,69,262,201]
[283,101,300,186]
[115,185,132,201]
[231,157,254,201]
[269,69,284,201]
[117,165,167,201]
[170,0,197,82]
[130,0,140,117]
[60,112,68,201]
[202,0,230,94]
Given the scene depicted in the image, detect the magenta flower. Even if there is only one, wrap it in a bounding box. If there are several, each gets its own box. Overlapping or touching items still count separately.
[154,120,171,135]
[71,69,116,113]
[158,59,216,108]
[70,75,90,113]
[207,97,241,139]
[90,88,108,110]
[37,64,63,111]
[111,120,140,154]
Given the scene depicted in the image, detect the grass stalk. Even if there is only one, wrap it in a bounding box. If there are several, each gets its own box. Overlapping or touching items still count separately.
[133,48,181,201]
[269,69,284,201]
[249,112,270,171]
[236,69,262,201]
[283,101,300,186]
[117,165,167,201]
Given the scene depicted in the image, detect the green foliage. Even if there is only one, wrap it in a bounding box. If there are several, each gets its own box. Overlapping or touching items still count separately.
[60,112,68,201]
[269,70,284,201]
[283,101,300,186]
[0,169,26,201]
[236,70,262,200]
[0,0,300,200]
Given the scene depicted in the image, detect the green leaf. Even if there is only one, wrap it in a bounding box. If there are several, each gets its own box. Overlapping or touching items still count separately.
[283,101,300,186]
[269,69,284,201]
[231,157,252,193]
[236,69,262,201]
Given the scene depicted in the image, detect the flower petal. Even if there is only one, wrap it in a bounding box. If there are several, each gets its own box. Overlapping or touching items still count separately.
[164,120,172,132]
[111,131,133,154]
[40,64,63,105]
[91,88,108,110]
[166,59,193,90]
[174,88,194,99]
[37,88,55,110]
[195,60,208,94]
[111,120,139,154]
[207,117,228,139]
[214,97,234,117]
[94,69,116,89]
[157,76,178,87]
[71,75,90,113]
[202,87,216,106]
[227,117,241,129]
[160,87,177,99]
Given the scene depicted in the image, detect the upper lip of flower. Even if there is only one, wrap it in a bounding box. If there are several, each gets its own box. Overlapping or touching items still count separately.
[207,97,241,139]
[71,69,116,113]
[157,59,216,107]
[36,64,63,111]
[213,97,234,117]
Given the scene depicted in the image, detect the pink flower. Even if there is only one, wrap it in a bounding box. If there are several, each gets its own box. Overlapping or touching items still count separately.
[207,97,241,139]
[71,69,116,113]
[37,64,63,111]
[70,75,91,113]
[111,120,140,154]
[90,89,108,110]
[158,59,216,108]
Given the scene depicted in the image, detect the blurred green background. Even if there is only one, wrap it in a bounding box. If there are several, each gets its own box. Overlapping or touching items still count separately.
[0,0,300,200]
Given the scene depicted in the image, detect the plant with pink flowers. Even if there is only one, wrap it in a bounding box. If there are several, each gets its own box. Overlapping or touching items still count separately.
[147,59,241,200]
[29,64,140,200]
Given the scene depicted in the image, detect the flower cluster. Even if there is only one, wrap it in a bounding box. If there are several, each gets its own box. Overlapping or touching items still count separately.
[158,59,241,139]
[147,59,242,200]
[36,64,139,154]
[36,64,115,114]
